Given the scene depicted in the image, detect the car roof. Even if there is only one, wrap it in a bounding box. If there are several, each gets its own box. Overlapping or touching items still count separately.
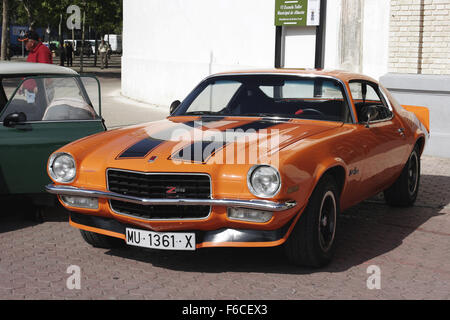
[0,61,78,76]
[211,68,378,83]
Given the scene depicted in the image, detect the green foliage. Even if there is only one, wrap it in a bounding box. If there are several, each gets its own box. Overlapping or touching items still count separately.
[2,0,122,36]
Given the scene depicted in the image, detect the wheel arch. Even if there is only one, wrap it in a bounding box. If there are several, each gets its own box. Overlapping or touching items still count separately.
[321,165,347,197]
[415,135,426,156]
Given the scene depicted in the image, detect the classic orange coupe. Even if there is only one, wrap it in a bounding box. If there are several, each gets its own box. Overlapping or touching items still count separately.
[46,69,429,267]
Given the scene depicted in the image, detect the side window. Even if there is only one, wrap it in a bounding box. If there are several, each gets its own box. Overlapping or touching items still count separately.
[2,77,23,100]
[349,81,393,122]
[0,78,48,121]
[0,76,100,122]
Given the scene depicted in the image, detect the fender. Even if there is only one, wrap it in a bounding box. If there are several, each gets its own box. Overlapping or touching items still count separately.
[303,158,348,213]
[401,105,429,155]
[402,105,430,134]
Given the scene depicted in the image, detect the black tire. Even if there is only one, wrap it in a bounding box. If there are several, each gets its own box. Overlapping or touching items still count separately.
[384,145,420,207]
[284,175,339,268]
[80,230,125,249]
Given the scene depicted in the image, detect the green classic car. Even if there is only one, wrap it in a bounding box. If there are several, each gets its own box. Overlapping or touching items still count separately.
[0,62,105,212]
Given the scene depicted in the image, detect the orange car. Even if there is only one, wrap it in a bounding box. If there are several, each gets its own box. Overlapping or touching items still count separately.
[46,69,429,267]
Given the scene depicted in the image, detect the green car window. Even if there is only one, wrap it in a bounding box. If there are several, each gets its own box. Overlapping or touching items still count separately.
[0,75,101,122]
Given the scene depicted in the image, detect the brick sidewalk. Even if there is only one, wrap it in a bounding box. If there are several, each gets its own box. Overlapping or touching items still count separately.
[0,156,449,299]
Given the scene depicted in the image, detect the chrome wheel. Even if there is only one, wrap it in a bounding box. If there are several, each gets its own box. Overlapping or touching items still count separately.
[318,191,337,252]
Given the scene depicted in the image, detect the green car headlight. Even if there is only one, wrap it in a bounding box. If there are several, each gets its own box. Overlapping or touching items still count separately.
[247,165,281,198]
[48,152,76,183]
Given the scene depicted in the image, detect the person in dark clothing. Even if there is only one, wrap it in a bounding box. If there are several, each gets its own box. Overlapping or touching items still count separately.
[59,42,66,66]
[65,42,73,67]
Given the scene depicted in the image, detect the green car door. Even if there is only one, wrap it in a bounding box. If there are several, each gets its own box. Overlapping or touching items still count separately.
[0,75,106,195]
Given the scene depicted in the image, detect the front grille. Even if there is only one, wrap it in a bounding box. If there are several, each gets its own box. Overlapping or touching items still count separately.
[107,169,211,220]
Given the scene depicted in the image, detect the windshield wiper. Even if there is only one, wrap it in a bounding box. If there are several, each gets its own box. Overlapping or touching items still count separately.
[182,111,224,116]
[241,113,289,118]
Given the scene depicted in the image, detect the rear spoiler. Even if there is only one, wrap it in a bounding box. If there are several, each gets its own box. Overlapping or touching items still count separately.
[402,105,430,133]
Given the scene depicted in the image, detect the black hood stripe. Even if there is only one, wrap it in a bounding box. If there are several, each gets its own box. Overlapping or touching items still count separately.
[116,121,196,159]
[116,119,230,159]
[117,118,289,160]
[117,137,165,159]
[170,120,285,164]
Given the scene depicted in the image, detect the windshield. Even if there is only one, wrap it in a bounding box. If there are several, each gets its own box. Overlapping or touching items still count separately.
[0,75,101,122]
[174,75,351,122]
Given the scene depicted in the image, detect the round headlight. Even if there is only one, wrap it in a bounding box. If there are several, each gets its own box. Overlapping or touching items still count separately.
[48,152,76,183]
[247,165,281,198]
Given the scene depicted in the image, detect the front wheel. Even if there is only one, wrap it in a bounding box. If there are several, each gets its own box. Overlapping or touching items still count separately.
[384,146,421,207]
[284,175,339,268]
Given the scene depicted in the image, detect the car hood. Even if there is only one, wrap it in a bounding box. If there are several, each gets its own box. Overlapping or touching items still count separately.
[65,116,342,167]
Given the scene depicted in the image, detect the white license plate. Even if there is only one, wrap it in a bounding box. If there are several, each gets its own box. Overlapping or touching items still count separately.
[125,228,196,251]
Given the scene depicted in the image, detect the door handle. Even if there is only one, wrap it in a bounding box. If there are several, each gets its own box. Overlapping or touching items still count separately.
[398,128,405,136]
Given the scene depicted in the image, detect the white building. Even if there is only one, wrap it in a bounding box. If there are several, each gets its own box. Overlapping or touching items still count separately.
[122,0,450,157]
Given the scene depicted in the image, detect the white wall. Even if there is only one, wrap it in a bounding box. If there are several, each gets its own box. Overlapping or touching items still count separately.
[323,0,390,80]
[324,0,342,70]
[122,0,392,106]
[283,26,317,68]
[362,0,390,80]
[122,0,277,106]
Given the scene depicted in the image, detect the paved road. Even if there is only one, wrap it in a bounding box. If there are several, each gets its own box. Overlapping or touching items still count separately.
[0,155,449,300]
[0,69,449,300]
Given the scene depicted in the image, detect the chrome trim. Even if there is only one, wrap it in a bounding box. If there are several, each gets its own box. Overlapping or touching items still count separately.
[105,169,213,220]
[18,119,102,124]
[45,184,297,212]
[351,80,395,124]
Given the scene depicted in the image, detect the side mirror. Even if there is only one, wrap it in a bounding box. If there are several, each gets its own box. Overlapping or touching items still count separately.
[360,105,379,128]
[170,100,181,115]
[3,112,27,127]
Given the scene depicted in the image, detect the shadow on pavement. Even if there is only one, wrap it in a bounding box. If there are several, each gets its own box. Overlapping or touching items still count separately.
[104,174,449,274]
[0,196,68,233]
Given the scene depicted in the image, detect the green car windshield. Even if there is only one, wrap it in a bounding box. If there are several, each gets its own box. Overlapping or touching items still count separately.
[0,75,101,122]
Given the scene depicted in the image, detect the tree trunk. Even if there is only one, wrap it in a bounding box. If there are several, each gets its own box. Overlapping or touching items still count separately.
[1,0,9,60]
[21,0,34,30]
[94,31,98,67]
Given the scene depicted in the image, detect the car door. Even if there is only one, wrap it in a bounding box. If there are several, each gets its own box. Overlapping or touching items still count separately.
[349,80,408,196]
[0,75,106,195]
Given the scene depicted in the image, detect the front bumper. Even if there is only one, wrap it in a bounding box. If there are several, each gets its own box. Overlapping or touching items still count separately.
[45,184,297,212]
[47,184,302,247]
[69,211,298,248]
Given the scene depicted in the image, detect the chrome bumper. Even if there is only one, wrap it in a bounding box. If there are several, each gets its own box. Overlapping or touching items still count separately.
[45,184,297,212]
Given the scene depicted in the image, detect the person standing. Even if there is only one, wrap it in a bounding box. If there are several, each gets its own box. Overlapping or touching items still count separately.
[98,39,109,69]
[18,30,52,101]
[59,42,66,66]
[65,42,73,67]
[22,30,52,64]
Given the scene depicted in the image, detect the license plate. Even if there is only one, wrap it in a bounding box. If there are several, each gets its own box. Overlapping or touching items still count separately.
[125,228,196,251]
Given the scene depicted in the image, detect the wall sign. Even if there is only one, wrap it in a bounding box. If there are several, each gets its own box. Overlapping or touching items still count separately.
[275,0,320,26]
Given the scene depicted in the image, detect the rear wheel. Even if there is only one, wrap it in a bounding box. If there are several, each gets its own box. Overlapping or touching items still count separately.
[80,230,124,249]
[284,175,339,268]
[384,146,420,207]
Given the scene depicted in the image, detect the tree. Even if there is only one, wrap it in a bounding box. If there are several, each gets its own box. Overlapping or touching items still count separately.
[1,0,8,60]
